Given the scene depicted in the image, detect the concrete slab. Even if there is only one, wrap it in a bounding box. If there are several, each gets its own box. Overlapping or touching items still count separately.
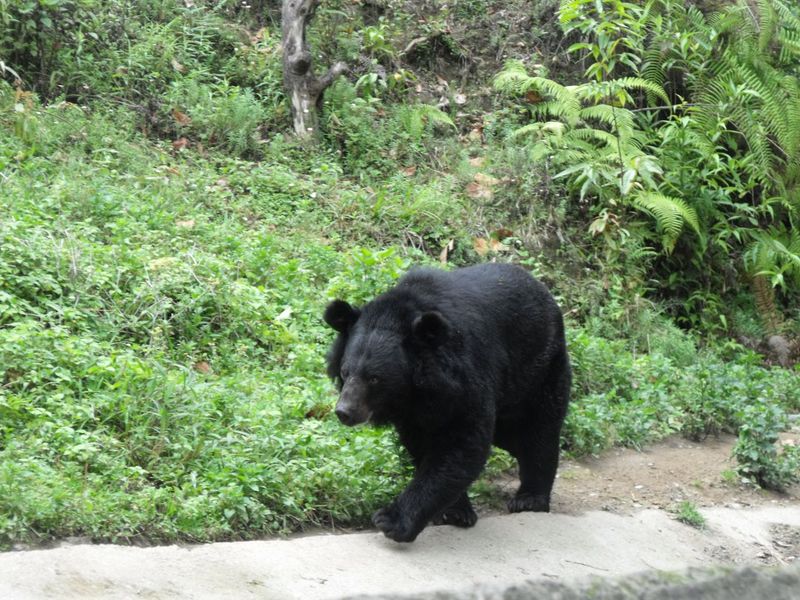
[1,506,798,599]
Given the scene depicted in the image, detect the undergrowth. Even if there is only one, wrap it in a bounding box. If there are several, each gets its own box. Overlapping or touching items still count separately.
[0,0,798,549]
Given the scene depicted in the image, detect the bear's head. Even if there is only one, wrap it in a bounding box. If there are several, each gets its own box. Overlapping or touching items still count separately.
[323,299,450,427]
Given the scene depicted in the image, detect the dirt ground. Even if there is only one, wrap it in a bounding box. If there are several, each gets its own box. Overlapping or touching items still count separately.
[481,433,799,519]
[552,433,800,515]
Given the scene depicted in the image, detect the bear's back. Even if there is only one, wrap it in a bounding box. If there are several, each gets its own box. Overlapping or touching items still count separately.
[396,264,557,331]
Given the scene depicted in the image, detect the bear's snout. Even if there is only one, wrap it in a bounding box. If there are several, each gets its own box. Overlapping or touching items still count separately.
[336,377,370,426]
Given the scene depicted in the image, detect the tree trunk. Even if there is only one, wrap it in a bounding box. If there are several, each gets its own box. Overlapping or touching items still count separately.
[282,0,347,140]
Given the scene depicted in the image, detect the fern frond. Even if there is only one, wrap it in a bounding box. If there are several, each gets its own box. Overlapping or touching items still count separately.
[756,0,778,52]
[641,45,667,104]
[612,77,670,104]
[632,191,701,242]
[529,100,582,126]
[744,228,800,295]
[565,127,620,149]
[396,104,455,141]
[779,28,800,61]
[579,104,634,137]
[494,60,581,123]
[512,121,566,141]
[576,78,669,105]
[493,61,567,98]
[772,0,800,31]
[415,104,456,129]
[492,59,530,94]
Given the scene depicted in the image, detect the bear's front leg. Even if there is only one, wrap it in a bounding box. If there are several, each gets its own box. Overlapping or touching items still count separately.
[374,430,491,542]
[372,502,419,543]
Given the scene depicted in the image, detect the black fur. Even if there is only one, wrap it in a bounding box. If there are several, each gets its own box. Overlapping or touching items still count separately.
[323,263,571,542]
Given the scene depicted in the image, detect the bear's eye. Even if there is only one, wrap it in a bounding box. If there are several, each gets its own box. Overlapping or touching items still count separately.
[340,367,350,380]
[368,376,380,386]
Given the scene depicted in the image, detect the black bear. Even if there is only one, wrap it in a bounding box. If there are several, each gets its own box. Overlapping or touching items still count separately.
[323,263,570,542]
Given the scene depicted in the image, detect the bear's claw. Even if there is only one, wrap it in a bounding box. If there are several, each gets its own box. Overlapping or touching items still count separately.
[432,506,478,528]
[507,492,550,513]
[373,506,420,543]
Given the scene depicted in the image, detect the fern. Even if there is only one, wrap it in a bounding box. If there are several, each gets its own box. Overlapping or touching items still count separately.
[396,104,455,141]
[750,274,783,333]
[688,0,800,198]
[579,104,635,137]
[744,229,800,281]
[494,60,582,122]
[577,77,670,105]
[632,192,701,252]
[511,121,566,141]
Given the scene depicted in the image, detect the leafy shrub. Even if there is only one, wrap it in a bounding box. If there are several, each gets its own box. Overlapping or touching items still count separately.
[496,0,800,330]
[561,391,616,456]
[324,80,456,180]
[734,399,800,491]
[167,79,266,156]
[565,325,799,460]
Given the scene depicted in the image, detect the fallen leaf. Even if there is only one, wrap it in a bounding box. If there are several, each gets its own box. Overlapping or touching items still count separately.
[489,238,509,253]
[305,404,332,419]
[172,137,189,151]
[465,181,492,200]
[171,59,186,73]
[474,172,499,187]
[468,156,485,168]
[525,90,543,103]
[148,257,177,270]
[176,219,195,229]
[473,237,489,256]
[401,165,417,176]
[467,127,483,142]
[251,27,267,43]
[194,361,212,374]
[454,92,467,105]
[172,108,191,126]
[491,227,513,241]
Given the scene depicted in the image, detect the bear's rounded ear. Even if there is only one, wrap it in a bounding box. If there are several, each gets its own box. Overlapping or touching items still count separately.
[324,300,360,333]
[412,311,449,346]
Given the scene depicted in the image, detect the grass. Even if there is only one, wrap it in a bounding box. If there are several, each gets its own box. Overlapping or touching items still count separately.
[0,14,798,546]
[673,501,706,529]
[0,101,415,546]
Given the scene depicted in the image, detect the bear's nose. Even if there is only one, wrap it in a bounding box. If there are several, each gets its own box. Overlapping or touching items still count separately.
[336,407,357,426]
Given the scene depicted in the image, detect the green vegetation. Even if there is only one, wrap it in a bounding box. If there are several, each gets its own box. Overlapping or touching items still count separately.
[673,500,706,529]
[1,0,798,547]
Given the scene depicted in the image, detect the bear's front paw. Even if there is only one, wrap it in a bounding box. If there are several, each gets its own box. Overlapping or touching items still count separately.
[372,505,421,543]
[432,505,478,528]
[507,492,550,513]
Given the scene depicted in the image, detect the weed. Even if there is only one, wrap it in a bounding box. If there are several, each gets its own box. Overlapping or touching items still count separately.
[673,501,705,529]
[734,400,800,492]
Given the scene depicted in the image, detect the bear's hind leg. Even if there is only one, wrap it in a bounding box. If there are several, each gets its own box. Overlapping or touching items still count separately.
[507,356,570,513]
[507,423,561,513]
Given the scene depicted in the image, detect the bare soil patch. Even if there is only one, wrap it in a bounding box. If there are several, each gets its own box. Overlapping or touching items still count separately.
[488,433,799,518]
